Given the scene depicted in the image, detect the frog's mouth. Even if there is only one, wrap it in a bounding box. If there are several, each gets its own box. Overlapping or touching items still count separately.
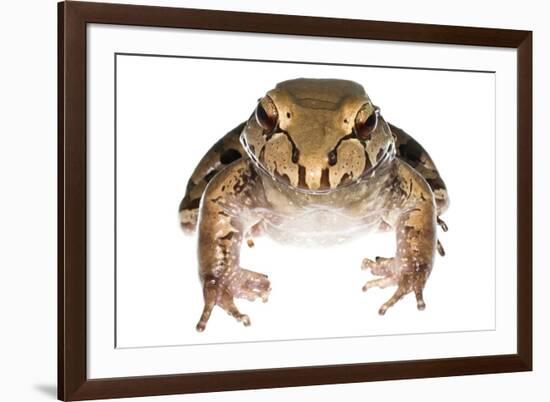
[241,133,395,195]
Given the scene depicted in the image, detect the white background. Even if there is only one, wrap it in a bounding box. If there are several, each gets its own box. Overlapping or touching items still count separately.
[0,0,546,401]
[115,41,497,348]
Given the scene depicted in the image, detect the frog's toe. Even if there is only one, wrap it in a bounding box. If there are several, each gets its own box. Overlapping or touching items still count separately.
[196,281,217,332]
[195,280,256,331]
[236,268,271,302]
[219,296,251,327]
[414,287,426,311]
[361,256,430,314]
[361,256,396,276]
[361,257,374,270]
[377,283,425,315]
[378,285,408,315]
[376,273,428,315]
[361,257,400,292]
[362,276,396,292]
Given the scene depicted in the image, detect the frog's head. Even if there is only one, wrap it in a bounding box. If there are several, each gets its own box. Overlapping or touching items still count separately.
[241,78,395,193]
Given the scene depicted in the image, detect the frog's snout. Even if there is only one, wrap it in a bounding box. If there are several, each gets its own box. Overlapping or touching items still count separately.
[304,166,330,191]
[295,154,331,191]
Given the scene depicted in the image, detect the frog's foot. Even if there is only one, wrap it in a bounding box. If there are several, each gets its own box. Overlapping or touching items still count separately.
[195,268,271,332]
[196,279,249,332]
[361,257,427,315]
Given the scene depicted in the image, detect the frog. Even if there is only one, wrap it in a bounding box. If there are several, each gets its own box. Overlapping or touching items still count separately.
[179,78,449,332]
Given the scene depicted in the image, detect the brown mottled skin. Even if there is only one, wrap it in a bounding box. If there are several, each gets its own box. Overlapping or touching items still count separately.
[179,79,450,331]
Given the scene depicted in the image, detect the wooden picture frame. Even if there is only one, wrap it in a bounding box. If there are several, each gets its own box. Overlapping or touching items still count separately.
[58,1,532,400]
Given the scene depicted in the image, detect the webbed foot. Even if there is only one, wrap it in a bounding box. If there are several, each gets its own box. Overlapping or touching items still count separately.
[196,268,271,332]
[361,256,428,315]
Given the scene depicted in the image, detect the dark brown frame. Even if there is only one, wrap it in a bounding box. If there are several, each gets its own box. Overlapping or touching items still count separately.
[58,1,532,400]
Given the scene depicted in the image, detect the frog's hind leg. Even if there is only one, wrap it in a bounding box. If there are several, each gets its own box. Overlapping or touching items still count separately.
[390,123,450,217]
[179,122,246,232]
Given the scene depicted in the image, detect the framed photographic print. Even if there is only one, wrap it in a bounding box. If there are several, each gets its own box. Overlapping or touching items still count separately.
[58,1,532,400]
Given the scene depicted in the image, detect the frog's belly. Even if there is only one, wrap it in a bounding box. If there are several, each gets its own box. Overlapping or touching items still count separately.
[263,209,382,246]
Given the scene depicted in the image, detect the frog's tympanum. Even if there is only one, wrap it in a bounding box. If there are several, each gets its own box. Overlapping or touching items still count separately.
[179,79,449,332]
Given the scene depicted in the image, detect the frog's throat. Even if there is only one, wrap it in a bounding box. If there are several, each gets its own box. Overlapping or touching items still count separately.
[240,133,395,195]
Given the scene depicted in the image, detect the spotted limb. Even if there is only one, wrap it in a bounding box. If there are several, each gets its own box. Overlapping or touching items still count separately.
[361,160,437,315]
[195,159,271,331]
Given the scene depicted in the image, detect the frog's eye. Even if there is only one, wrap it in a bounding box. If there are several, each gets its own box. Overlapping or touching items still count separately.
[255,96,279,132]
[354,105,379,140]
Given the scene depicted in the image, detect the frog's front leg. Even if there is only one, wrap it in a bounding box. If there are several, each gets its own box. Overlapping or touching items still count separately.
[195,159,270,332]
[362,162,437,315]
[179,122,245,232]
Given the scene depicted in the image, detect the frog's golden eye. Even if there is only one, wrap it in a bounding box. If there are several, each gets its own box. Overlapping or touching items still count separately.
[255,96,279,132]
[354,105,379,140]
